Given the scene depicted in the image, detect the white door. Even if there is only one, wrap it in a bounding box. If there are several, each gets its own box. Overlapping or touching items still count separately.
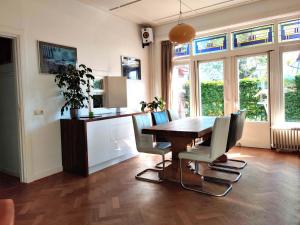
[234,53,271,148]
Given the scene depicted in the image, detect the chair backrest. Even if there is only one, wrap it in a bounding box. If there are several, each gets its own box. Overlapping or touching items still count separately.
[151,111,169,125]
[167,109,180,121]
[132,113,153,152]
[236,110,247,141]
[210,116,231,159]
[226,112,240,152]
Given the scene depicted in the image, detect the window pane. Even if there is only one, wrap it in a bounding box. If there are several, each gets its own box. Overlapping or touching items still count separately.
[193,34,227,55]
[171,65,190,118]
[174,44,190,58]
[237,55,268,121]
[279,19,300,42]
[199,61,224,116]
[282,50,300,122]
[232,25,273,49]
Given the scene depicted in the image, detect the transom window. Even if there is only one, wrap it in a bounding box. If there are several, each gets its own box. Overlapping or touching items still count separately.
[174,44,190,58]
[193,34,227,55]
[279,19,300,42]
[232,25,274,49]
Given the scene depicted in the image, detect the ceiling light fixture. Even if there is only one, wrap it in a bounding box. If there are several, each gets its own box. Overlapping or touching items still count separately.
[168,0,196,44]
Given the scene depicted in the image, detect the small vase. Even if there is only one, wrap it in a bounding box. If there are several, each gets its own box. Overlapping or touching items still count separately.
[70,108,80,119]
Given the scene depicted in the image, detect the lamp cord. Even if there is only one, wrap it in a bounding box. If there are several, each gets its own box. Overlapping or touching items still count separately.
[178,0,182,25]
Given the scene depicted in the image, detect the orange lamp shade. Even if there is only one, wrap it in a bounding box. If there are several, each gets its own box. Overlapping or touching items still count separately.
[169,23,196,44]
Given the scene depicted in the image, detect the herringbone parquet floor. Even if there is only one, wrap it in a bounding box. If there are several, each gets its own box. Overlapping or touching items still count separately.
[0,147,299,225]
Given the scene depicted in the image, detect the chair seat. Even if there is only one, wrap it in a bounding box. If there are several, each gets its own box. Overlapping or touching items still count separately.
[179,146,212,162]
[138,142,171,155]
[156,142,171,149]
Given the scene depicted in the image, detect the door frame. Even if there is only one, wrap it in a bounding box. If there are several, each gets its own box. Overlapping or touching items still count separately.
[279,43,300,124]
[233,51,272,148]
[233,51,271,122]
[0,28,27,183]
[196,58,227,116]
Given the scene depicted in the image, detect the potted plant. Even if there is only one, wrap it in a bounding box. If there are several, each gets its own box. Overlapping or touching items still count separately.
[140,97,166,112]
[54,64,95,119]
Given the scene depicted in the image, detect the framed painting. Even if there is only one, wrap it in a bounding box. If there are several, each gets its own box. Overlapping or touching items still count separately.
[121,56,141,80]
[38,41,77,74]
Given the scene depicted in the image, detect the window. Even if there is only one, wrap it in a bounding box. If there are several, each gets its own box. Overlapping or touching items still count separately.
[237,54,269,121]
[199,60,224,116]
[193,34,227,55]
[279,19,300,42]
[171,64,190,118]
[282,50,300,122]
[174,44,190,58]
[232,25,273,49]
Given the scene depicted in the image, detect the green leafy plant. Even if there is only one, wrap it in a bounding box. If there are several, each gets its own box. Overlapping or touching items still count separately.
[140,97,166,112]
[54,64,95,115]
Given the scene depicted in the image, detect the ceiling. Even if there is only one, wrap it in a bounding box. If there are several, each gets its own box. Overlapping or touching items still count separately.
[79,0,262,26]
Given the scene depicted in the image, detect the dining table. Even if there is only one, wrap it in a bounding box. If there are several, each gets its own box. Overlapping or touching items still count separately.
[142,116,216,184]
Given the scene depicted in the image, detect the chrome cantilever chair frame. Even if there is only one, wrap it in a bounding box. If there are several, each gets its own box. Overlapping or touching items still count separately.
[135,154,166,183]
[179,117,234,197]
[179,159,233,197]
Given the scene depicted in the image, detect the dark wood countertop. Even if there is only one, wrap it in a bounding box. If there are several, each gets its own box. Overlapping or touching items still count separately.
[60,111,143,122]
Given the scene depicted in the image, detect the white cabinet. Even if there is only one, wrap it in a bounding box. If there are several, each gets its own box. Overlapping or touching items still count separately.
[86,116,137,174]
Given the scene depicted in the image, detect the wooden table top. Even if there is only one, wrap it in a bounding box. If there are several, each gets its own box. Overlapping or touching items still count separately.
[142,116,216,138]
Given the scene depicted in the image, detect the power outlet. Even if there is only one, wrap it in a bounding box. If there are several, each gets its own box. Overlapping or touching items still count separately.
[34,109,44,116]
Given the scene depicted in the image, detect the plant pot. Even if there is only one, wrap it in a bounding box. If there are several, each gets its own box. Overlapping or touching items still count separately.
[70,108,80,119]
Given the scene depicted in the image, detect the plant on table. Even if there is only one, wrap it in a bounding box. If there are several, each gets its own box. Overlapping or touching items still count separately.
[140,97,166,112]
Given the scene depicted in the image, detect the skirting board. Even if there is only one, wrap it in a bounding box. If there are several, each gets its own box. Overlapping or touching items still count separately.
[88,152,138,175]
[29,166,63,183]
[0,168,19,178]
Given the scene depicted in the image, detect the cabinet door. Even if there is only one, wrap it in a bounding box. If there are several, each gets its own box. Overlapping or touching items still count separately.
[109,116,136,158]
[86,120,111,167]
[86,116,137,168]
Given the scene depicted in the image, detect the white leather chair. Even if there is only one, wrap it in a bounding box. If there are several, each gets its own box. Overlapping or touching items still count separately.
[132,113,171,183]
[212,110,247,170]
[179,116,234,197]
[167,109,180,121]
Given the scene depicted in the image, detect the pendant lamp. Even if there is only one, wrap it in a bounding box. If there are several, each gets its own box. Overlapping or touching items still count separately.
[169,0,196,44]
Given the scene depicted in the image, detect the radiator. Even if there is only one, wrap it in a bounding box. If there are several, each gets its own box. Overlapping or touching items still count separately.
[271,127,300,151]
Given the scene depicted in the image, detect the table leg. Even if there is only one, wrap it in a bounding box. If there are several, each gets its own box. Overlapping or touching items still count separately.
[159,136,202,185]
[167,136,193,160]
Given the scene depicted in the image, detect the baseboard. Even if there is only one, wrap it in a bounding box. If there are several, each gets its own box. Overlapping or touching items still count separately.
[29,166,63,183]
[88,152,138,175]
[0,168,19,178]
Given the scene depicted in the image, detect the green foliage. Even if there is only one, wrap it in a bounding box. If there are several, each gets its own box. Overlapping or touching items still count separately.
[285,91,300,122]
[239,78,267,121]
[284,74,300,122]
[140,97,166,112]
[54,64,95,115]
[201,78,268,121]
[182,82,191,117]
[295,74,300,91]
[201,81,224,116]
[201,76,300,122]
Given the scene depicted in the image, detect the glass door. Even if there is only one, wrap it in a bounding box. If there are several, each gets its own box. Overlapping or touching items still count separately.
[235,53,270,148]
[281,49,300,123]
[198,60,225,116]
[171,64,191,118]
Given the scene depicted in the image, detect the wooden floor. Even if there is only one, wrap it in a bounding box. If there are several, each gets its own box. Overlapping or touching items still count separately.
[1,147,299,225]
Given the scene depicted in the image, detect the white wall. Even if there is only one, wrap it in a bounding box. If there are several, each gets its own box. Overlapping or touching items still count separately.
[0,0,149,182]
[0,62,20,177]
